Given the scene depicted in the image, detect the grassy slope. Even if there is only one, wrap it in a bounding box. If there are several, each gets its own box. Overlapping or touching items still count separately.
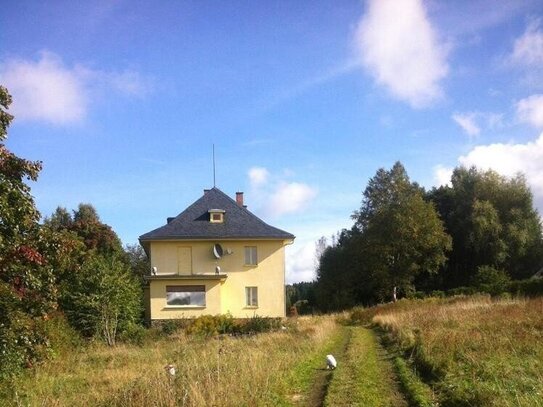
[0,317,340,407]
[372,296,543,407]
[324,327,407,407]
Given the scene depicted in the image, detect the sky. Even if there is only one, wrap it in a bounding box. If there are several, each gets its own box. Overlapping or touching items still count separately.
[2,0,543,283]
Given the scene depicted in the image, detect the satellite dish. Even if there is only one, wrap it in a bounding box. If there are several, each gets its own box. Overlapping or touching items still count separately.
[213,243,223,259]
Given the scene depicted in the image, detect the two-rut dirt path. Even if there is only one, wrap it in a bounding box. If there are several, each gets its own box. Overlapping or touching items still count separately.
[307,326,408,407]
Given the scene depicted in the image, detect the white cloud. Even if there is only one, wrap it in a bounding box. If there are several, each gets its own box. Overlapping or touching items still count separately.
[248,167,270,188]
[0,51,87,124]
[0,51,152,125]
[354,0,448,108]
[246,167,317,218]
[516,94,543,128]
[510,19,543,67]
[267,182,318,218]
[451,111,504,137]
[433,165,453,187]
[458,133,543,211]
[452,113,480,137]
[286,241,317,284]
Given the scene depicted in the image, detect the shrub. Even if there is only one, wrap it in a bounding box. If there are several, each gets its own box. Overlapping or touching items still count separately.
[118,323,148,346]
[471,265,511,295]
[161,320,185,336]
[186,314,236,337]
[240,315,281,334]
[61,254,142,346]
[508,278,543,297]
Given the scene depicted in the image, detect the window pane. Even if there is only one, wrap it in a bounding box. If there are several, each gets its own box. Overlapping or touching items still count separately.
[244,246,257,265]
[246,287,258,306]
[166,286,206,306]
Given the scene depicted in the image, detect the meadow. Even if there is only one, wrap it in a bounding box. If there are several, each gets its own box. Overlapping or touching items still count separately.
[2,295,542,406]
[363,295,543,407]
[1,316,342,407]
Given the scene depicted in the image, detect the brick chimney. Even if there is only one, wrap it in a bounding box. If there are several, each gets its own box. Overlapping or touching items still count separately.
[236,192,244,207]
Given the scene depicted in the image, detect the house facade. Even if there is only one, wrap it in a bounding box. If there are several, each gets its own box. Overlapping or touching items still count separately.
[139,188,294,321]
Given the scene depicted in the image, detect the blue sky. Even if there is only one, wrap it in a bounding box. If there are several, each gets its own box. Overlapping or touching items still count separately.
[2,0,543,283]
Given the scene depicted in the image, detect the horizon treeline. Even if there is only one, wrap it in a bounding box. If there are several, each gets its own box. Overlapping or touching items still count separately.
[308,162,543,312]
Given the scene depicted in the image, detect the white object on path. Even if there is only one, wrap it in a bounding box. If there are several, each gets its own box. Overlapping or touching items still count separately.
[326,354,337,370]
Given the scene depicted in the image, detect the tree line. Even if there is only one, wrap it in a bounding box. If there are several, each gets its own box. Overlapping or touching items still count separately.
[0,86,149,379]
[309,162,543,312]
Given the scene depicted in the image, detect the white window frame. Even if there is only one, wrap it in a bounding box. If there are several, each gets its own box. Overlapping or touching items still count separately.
[245,286,258,307]
[166,285,206,307]
[244,246,257,265]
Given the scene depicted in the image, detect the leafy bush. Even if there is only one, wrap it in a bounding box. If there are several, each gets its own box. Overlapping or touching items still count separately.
[118,323,148,346]
[161,320,184,336]
[239,315,281,334]
[508,277,543,297]
[471,265,511,295]
[186,314,235,337]
[61,254,142,346]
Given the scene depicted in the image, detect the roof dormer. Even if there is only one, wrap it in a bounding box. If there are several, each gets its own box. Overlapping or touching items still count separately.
[208,209,225,223]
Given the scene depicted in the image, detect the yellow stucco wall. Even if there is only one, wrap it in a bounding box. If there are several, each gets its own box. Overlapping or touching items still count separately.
[148,240,288,319]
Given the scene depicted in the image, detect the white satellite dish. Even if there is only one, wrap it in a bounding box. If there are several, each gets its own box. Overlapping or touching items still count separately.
[213,243,223,259]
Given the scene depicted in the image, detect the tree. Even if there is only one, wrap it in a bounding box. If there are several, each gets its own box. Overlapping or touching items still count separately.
[0,86,57,377]
[353,162,451,301]
[43,204,143,342]
[125,243,150,287]
[62,254,141,346]
[428,167,543,286]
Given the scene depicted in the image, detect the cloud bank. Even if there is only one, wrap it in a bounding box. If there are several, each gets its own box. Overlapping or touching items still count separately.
[354,0,448,108]
[0,51,152,125]
[434,134,543,212]
[247,166,317,218]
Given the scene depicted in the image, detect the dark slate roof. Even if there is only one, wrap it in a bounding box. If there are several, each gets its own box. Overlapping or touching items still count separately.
[139,187,295,242]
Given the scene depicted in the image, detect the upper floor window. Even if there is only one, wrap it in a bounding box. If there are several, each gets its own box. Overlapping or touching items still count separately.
[209,209,225,223]
[244,246,257,265]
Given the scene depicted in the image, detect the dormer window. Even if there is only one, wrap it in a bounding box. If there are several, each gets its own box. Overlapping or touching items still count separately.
[209,209,225,223]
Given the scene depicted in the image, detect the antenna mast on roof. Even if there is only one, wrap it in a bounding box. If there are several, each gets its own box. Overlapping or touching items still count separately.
[213,144,216,187]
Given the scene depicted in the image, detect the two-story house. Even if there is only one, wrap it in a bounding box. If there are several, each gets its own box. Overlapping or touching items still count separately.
[139,187,295,322]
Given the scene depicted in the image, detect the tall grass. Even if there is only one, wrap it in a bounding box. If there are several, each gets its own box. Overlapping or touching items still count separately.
[1,316,338,406]
[370,295,543,406]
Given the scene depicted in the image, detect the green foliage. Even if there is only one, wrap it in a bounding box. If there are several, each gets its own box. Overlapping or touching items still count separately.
[471,265,511,295]
[286,281,316,315]
[0,86,57,378]
[186,313,235,337]
[393,357,437,407]
[117,322,148,346]
[508,277,543,297]
[240,315,281,334]
[124,243,150,287]
[183,314,280,337]
[428,167,543,287]
[315,162,451,310]
[61,254,142,345]
[160,319,185,336]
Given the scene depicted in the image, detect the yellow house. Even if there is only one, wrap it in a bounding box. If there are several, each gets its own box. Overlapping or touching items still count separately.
[139,187,295,322]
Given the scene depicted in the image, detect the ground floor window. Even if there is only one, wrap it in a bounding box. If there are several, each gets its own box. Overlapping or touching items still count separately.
[245,286,258,307]
[166,285,206,307]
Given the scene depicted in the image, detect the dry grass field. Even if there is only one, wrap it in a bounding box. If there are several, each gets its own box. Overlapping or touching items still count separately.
[2,295,542,406]
[1,317,340,407]
[368,295,543,406]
